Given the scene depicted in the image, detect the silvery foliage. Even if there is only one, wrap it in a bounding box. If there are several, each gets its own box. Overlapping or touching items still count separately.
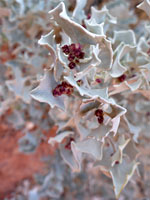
[31,0,150,198]
[1,0,150,199]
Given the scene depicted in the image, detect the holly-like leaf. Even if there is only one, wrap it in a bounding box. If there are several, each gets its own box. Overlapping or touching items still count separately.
[31,70,65,110]
[110,159,139,199]
[73,138,103,160]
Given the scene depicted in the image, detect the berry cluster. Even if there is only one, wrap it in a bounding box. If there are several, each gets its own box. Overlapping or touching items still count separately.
[95,109,104,124]
[52,81,73,97]
[65,138,75,150]
[62,43,85,69]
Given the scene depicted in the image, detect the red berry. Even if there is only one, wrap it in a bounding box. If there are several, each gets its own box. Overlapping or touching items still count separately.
[52,81,73,97]
[62,82,68,87]
[52,90,58,96]
[98,116,104,124]
[95,109,103,117]
[62,45,70,54]
[69,43,82,55]
[96,78,102,83]
[118,74,126,82]
[115,161,119,165]
[74,43,81,51]
[68,53,75,61]
[76,51,85,59]
[59,86,65,93]
[69,44,76,52]
[52,88,60,97]
[68,62,76,69]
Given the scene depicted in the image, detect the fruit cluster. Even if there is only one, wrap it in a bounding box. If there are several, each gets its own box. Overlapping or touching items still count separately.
[52,81,73,97]
[62,43,85,69]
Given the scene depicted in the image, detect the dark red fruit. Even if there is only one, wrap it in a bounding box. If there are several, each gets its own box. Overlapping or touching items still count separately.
[52,89,59,96]
[69,43,81,53]
[52,81,73,97]
[117,74,126,82]
[62,45,70,54]
[115,161,120,165]
[98,116,104,124]
[95,109,103,117]
[62,43,85,67]
[76,51,85,59]
[95,109,104,124]
[96,78,102,83]
[68,53,75,61]
[68,62,76,69]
